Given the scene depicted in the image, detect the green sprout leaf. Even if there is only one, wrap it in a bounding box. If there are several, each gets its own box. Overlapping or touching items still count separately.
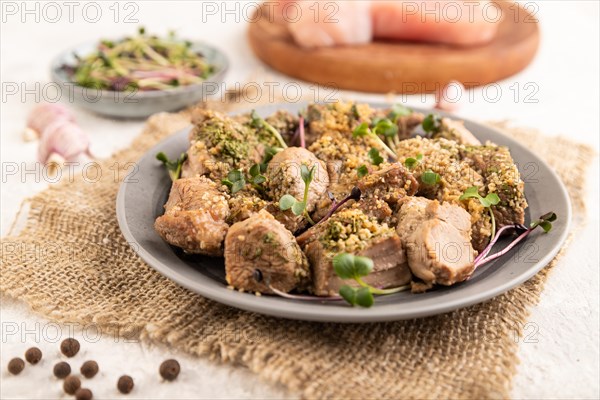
[221,169,246,194]
[422,114,442,134]
[368,148,384,166]
[156,151,188,182]
[530,212,557,232]
[373,118,399,138]
[249,164,261,177]
[279,194,296,211]
[388,104,412,122]
[357,165,369,178]
[355,287,374,308]
[291,201,306,216]
[404,153,423,170]
[300,164,316,185]
[251,110,288,148]
[333,253,407,308]
[352,122,370,138]
[279,164,317,225]
[421,169,441,185]
[460,186,503,240]
[339,285,357,306]
[262,146,283,165]
[332,253,373,280]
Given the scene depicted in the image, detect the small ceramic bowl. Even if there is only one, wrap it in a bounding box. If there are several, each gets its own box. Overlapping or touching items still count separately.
[50,40,229,119]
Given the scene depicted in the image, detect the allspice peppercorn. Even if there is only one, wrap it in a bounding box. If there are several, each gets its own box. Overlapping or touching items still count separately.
[117,375,134,394]
[63,375,81,394]
[53,361,71,379]
[75,388,93,400]
[7,358,25,375]
[159,359,180,381]
[60,338,80,357]
[80,360,98,378]
[25,347,42,364]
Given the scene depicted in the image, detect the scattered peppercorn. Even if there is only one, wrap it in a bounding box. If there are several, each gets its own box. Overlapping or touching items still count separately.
[117,375,134,394]
[60,338,80,357]
[75,388,93,400]
[53,361,71,379]
[63,375,81,394]
[80,360,98,378]
[25,347,43,364]
[159,359,180,381]
[7,358,25,375]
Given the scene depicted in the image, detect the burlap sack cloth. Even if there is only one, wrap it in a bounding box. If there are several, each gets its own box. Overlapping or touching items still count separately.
[0,98,595,399]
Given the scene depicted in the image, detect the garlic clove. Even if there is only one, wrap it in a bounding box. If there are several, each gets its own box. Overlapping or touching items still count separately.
[23,127,39,142]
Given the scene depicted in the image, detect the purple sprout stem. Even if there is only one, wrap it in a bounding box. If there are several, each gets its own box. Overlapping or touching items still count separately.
[299,116,306,149]
[473,224,523,265]
[475,228,533,268]
[316,194,356,225]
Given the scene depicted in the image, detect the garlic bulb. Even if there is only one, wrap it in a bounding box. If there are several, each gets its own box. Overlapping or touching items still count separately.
[27,103,75,136]
[25,103,91,164]
[38,119,90,163]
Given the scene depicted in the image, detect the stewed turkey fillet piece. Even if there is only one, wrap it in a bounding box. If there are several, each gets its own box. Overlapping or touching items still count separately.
[154,177,230,256]
[396,197,475,286]
[301,209,412,296]
[275,1,500,48]
[266,147,330,232]
[225,210,310,294]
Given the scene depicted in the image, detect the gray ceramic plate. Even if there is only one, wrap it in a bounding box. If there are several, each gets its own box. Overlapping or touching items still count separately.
[51,40,228,118]
[116,103,571,323]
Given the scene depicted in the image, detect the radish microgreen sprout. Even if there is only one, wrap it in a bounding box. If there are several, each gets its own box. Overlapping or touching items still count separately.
[422,113,442,136]
[333,253,410,308]
[279,164,317,225]
[421,169,441,185]
[156,152,188,181]
[357,165,369,178]
[221,169,246,194]
[251,110,288,149]
[368,148,384,166]
[404,153,423,170]
[472,212,557,272]
[460,186,501,240]
[353,122,397,160]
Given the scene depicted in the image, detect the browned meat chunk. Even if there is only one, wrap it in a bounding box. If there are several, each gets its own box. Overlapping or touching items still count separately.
[395,137,489,251]
[396,197,475,286]
[460,144,528,227]
[234,110,299,147]
[396,112,425,141]
[357,163,419,209]
[181,142,210,178]
[155,177,230,256]
[226,193,268,224]
[313,163,419,225]
[188,109,264,180]
[224,210,310,294]
[432,118,482,146]
[301,209,411,296]
[266,147,329,214]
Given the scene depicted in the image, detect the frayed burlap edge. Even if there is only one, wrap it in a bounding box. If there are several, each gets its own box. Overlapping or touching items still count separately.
[0,101,596,400]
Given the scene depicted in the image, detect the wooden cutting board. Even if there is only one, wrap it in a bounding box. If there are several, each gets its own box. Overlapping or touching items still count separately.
[248,1,539,93]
